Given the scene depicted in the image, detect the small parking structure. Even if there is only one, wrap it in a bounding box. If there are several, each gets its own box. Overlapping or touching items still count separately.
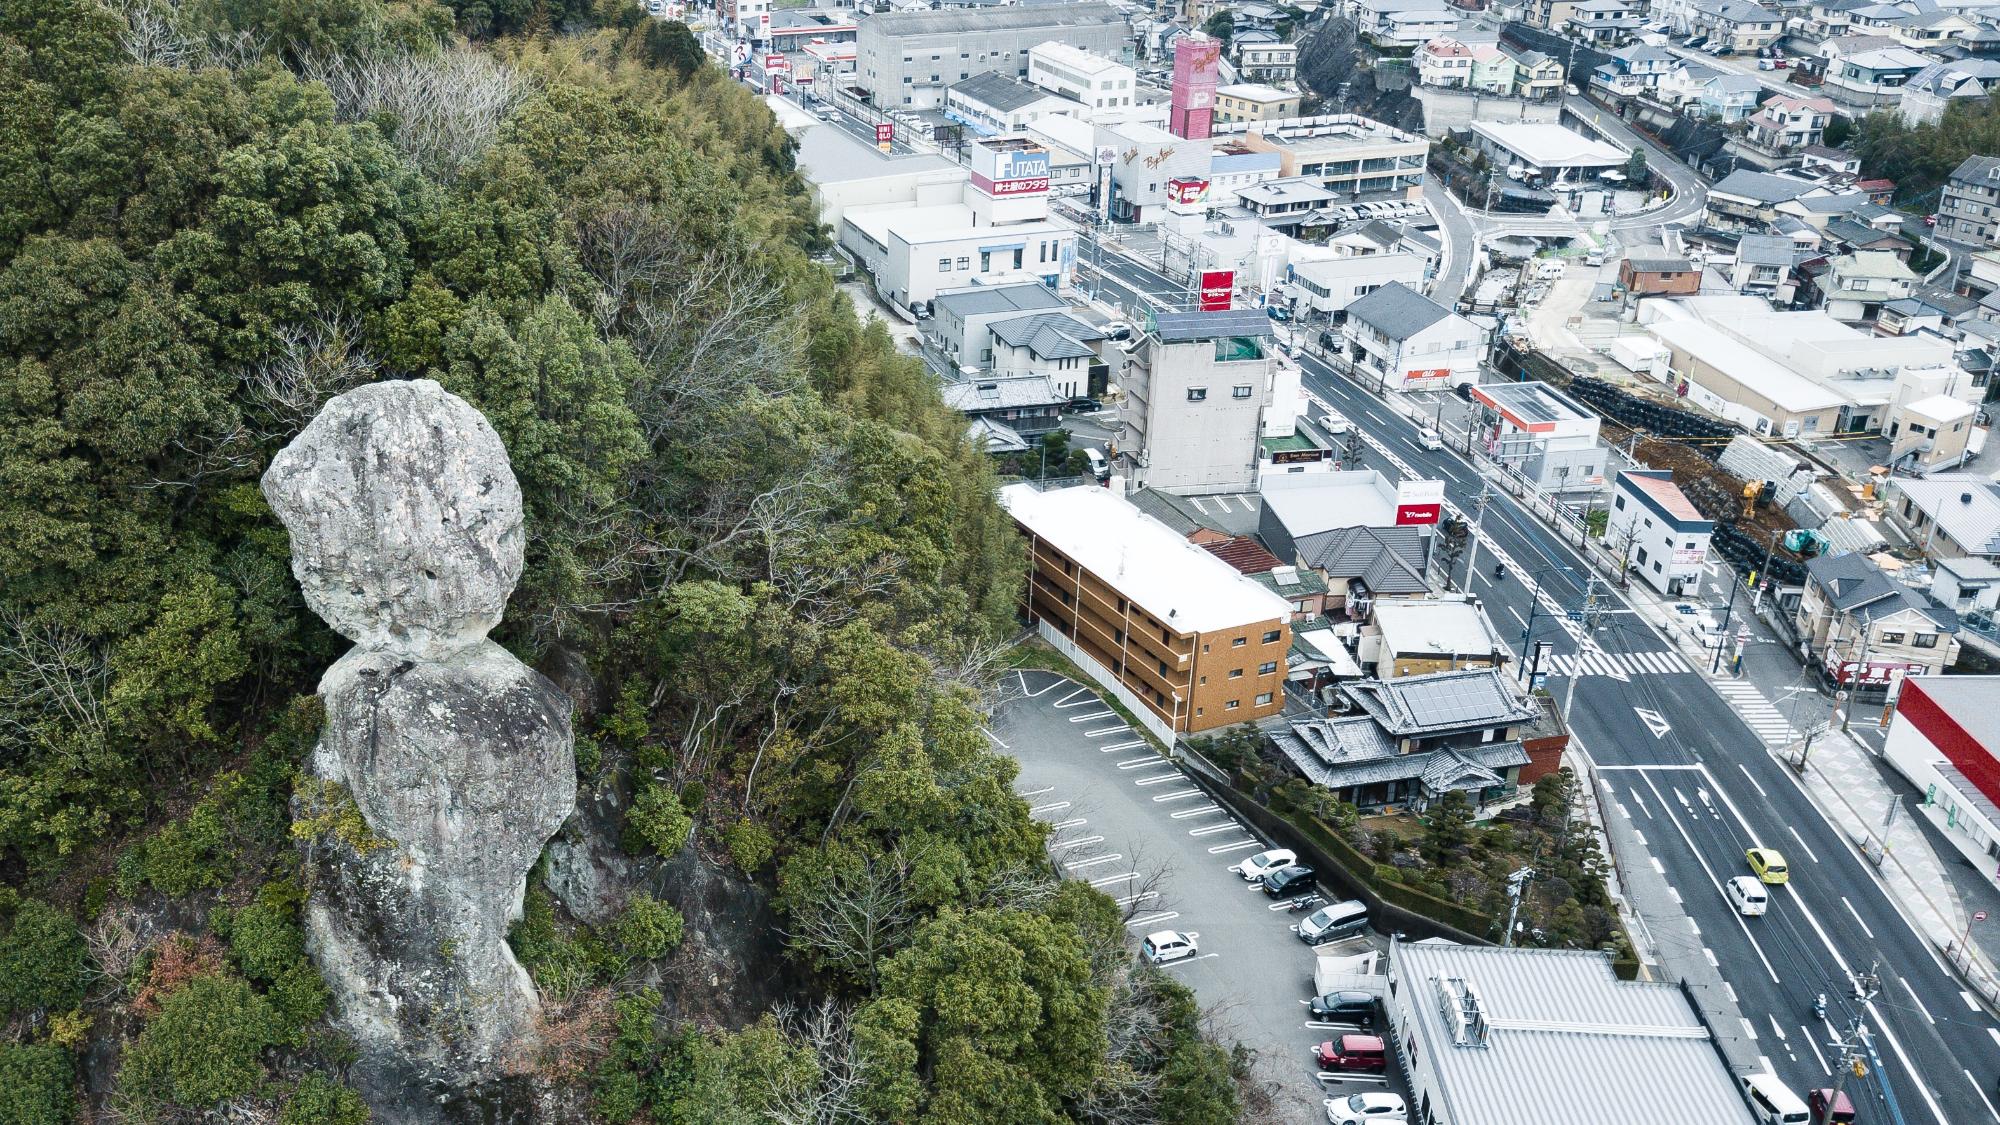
[992,670,1417,1115]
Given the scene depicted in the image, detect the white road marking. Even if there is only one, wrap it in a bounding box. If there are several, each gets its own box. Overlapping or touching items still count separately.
[1152,788,1203,802]
[1989,1028,2000,1051]
[1019,786,1052,798]
[1210,840,1263,854]
[1805,1035,1830,1075]
[1736,763,1768,798]
[1964,991,1983,1012]
[1115,891,1157,907]
[1126,911,1178,928]
[1643,774,1783,984]
[1156,952,1219,968]
[1170,804,1222,819]
[1769,1016,1787,1040]
[1117,755,1162,767]
[983,725,1009,748]
[1051,836,1104,851]
[1786,825,1820,863]
[1086,725,1131,737]
[1030,801,1070,814]
[1102,740,1149,752]
[1840,897,1876,940]
[1089,872,1138,887]
[1053,687,1093,707]
[1064,854,1124,870]
[1629,787,1653,818]
[1189,822,1243,836]
[1964,1070,2000,1123]
[1133,772,1186,786]
[1068,709,1116,722]
[1900,978,1935,1025]
[1049,818,1085,831]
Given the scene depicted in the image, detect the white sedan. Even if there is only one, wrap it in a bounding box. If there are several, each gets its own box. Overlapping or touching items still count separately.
[1140,930,1199,965]
[1230,848,1297,883]
[1326,1091,1408,1124]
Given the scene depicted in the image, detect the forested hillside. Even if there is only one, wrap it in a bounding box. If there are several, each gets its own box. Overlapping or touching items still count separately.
[0,0,1244,1119]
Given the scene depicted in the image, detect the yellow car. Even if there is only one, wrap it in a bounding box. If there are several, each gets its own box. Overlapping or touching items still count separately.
[1746,847,1789,885]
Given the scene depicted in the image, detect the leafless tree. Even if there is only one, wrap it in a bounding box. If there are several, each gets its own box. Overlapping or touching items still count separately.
[84,906,143,1002]
[765,999,872,1125]
[113,0,193,67]
[622,249,810,441]
[778,847,917,983]
[239,313,379,442]
[977,861,1061,913]
[1111,845,1178,927]
[0,613,110,749]
[299,47,527,180]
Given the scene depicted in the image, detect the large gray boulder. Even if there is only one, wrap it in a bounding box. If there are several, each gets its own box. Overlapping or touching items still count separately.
[263,379,525,663]
[264,379,575,1118]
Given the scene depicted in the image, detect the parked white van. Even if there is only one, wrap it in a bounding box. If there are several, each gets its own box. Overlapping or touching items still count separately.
[1726,875,1769,916]
[1743,1072,1810,1125]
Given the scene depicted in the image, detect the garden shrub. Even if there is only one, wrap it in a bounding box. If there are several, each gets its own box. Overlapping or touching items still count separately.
[119,973,277,1113]
[0,1043,73,1125]
[281,1073,371,1125]
[0,898,86,1015]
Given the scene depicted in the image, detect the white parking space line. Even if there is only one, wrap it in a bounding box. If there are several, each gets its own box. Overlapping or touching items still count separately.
[1102,740,1149,752]
[1049,818,1085,831]
[1133,772,1186,786]
[1156,952,1220,968]
[1189,822,1243,836]
[1117,755,1162,767]
[1152,788,1202,802]
[1210,840,1263,854]
[1068,709,1116,723]
[1050,836,1104,851]
[1088,872,1138,887]
[1127,911,1179,928]
[1169,804,1222,819]
[1019,786,1053,798]
[1064,854,1124,870]
[1086,725,1132,737]
[982,725,1009,748]
[1030,801,1070,814]
[1018,672,1063,697]
[1053,688,1094,708]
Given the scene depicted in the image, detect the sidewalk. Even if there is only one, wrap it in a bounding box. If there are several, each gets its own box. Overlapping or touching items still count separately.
[1789,727,2000,1005]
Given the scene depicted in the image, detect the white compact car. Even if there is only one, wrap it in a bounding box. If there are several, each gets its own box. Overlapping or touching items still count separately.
[1231,848,1298,882]
[1726,875,1769,916]
[1417,427,1443,450]
[1140,930,1199,965]
[1326,1091,1408,1124]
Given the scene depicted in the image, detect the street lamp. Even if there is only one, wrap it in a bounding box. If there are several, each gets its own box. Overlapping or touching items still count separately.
[1517,564,1579,683]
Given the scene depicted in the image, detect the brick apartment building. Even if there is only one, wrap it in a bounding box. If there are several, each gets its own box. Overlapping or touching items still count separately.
[1000,483,1292,737]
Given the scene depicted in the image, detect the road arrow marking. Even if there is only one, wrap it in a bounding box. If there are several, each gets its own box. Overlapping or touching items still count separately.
[1635,708,1672,739]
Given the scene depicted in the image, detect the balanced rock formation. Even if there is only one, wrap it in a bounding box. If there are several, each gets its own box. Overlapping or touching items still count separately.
[264,379,574,1113]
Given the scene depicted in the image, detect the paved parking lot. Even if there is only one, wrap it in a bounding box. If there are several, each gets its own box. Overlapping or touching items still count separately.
[992,670,1415,1120]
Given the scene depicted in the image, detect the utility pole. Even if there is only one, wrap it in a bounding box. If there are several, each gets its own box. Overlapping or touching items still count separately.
[1463,485,1491,592]
[1562,578,1600,725]
[1502,865,1535,947]
[1841,625,1872,733]
[1817,1016,1867,1125]
[1712,565,1740,675]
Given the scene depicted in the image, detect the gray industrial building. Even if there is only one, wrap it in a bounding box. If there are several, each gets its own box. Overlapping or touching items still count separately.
[855,2,1132,110]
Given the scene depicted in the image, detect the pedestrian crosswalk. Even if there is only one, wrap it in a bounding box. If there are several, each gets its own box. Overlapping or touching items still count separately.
[1541,650,1692,677]
[1709,680,1800,746]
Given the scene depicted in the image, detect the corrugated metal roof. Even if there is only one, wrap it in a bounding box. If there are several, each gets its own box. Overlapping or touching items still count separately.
[1392,942,1756,1125]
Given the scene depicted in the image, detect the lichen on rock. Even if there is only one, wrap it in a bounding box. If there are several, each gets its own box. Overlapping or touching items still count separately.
[264,378,575,1117]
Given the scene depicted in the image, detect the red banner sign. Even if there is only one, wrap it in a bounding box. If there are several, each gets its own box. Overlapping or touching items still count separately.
[983,176,1049,196]
[1199,269,1233,312]
[875,122,895,144]
[1402,367,1452,384]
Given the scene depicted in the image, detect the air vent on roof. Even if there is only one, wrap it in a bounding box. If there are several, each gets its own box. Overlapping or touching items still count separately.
[976,382,998,391]
[1964,492,1975,504]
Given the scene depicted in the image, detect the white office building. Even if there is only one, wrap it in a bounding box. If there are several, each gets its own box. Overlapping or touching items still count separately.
[1027,41,1137,112]
[1286,254,1427,317]
[1118,309,1279,495]
[1466,381,1606,492]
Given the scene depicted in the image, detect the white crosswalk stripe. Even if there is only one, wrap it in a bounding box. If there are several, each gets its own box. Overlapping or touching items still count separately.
[1708,680,1800,745]
[1543,650,1691,677]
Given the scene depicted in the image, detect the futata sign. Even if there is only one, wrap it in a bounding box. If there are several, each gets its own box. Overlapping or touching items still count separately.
[975,148,1052,197]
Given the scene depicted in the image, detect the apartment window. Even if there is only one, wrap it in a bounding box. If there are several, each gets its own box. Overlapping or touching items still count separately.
[1202,643,1210,653]
[1196,708,1204,717]
[956,256,969,270]
[1232,384,1253,398]
[1914,633,1939,648]
[980,251,991,271]
[1159,660,1170,676]
[1012,249,1024,269]
[1225,700,1240,710]
[1161,628,1171,644]
[1259,661,1277,675]
[938,258,951,272]
[1187,387,1208,401]
[1228,669,1244,680]
[1881,631,1906,645]
[1262,630,1281,643]
[1614,495,1625,510]
[1199,675,1207,685]
[1255,692,1274,705]
[1232,637,1246,647]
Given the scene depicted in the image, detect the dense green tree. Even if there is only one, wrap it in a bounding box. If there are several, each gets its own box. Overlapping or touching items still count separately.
[0,1043,74,1125]
[119,973,278,1113]
[0,898,86,1016]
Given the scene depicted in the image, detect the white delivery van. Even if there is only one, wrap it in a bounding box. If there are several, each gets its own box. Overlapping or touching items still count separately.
[1726,876,1769,916]
[1743,1072,1810,1125]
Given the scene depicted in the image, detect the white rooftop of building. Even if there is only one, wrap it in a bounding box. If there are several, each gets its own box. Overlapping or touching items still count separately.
[1371,598,1503,657]
[999,483,1293,633]
[1259,470,1402,538]
[1648,319,1850,413]
[1393,941,1756,1125]
[1470,121,1627,168]
[1216,82,1296,102]
[844,202,1064,246]
[1029,39,1129,77]
[1903,393,1977,421]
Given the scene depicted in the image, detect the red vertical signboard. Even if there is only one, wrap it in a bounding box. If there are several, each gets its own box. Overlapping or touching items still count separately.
[1198,270,1234,312]
[874,122,894,153]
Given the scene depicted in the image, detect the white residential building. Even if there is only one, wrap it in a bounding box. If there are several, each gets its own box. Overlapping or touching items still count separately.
[1607,470,1714,595]
[1339,282,1488,392]
[1287,254,1429,316]
[1417,36,1476,87]
[1355,0,1463,46]
[1467,381,1607,492]
[1117,308,1281,495]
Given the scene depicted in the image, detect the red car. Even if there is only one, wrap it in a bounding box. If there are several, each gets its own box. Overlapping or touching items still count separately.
[1810,1089,1856,1123]
[1314,1034,1388,1073]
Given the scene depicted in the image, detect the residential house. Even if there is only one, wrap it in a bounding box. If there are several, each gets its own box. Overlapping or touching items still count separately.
[1258,469,1435,571]
[1329,218,1407,257]
[1822,45,1935,110]
[1743,93,1836,155]
[1688,0,1786,51]
[1193,535,1333,620]
[942,374,1068,433]
[1699,72,1767,119]
[1591,43,1681,95]
[1885,473,2000,560]
[1814,249,1917,322]
[1291,524,1432,617]
[1417,35,1476,86]
[929,283,1071,371]
[1729,233,1802,295]
[1704,168,1831,229]
[1505,46,1566,99]
[1470,43,1520,92]
[1606,470,1714,595]
[1466,381,1607,491]
[1798,144,1863,176]
[1795,551,1961,691]
[1621,252,1703,295]
[1269,668,1540,811]
[1800,0,1871,40]
[1355,0,1463,47]
[1340,282,1488,391]
[1885,393,1977,469]
[1237,40,1299,86]
[1939,154,2000,248]
[1365,594,1511,676]
[1568,0,1646,43]
[1288,254,1430,316]
[1876,7,1981,51]
[1897,59,2000,125]
[1000,482,1293,738]
[986,312,1106,399]
[1929,557,2000,627]
[1523,0,1582,31]
[1823,216,1912,258]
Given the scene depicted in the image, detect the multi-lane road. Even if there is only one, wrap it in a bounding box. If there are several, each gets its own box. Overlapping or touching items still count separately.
[1292,354,2000,1125]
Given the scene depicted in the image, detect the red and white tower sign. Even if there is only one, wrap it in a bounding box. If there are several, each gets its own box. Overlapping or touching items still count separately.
[1169,36,1220,141]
